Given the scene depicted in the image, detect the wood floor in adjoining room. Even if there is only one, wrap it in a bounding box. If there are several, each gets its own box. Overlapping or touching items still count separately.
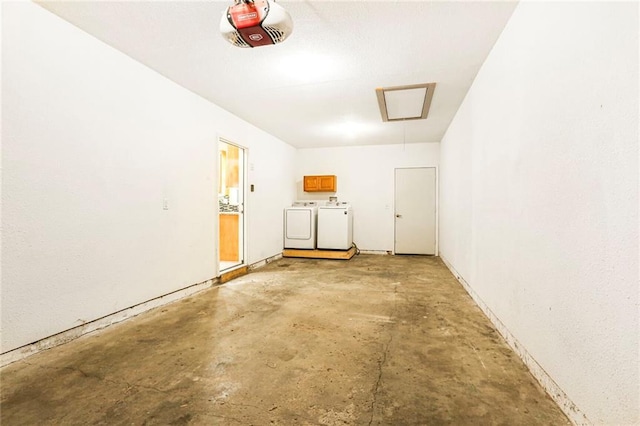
[0,255,569,425]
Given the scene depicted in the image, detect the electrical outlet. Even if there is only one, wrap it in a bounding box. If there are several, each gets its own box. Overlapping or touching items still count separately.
[163,198,169,210]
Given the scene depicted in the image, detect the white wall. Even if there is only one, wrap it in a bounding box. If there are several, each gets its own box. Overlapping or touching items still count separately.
[1,2,295,353]
[237,129,297,263]
[439,2,639,424]
[296,143,439,252]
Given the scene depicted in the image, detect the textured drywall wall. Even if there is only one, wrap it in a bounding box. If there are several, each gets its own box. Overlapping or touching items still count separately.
[296,143,439,252]
[439,2,639,424]
[1,2,295,353]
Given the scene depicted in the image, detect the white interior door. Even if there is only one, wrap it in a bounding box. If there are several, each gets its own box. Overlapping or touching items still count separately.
[394,167,436,255]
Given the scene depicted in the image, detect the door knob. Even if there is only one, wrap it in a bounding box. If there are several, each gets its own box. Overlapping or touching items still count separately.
[396,214,402,218]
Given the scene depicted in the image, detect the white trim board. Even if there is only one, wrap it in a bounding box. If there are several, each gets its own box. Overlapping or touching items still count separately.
[1,253,283,368]
[439,256,591,426]
[248,252,282,271]
[1,278,216,367]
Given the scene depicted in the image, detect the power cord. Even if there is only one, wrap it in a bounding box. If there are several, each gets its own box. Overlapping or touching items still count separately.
[352,242,361,255]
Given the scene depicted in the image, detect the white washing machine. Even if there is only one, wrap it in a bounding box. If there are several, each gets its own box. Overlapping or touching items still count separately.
[284,201,319,249]
[317,203,353,250]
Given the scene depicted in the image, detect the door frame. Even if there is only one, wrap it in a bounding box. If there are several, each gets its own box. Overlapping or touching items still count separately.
[393,166,438,256]
[217,136,248,276]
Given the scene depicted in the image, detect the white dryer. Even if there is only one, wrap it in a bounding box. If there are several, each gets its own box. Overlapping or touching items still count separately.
[284,201,318,249]
[317,203,353,250]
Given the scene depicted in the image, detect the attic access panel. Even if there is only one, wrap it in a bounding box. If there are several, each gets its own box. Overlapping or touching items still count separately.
[376,83,436,122]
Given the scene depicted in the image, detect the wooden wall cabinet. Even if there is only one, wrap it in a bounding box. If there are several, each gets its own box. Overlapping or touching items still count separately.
[304,175,337,192]
[227,145,239,189]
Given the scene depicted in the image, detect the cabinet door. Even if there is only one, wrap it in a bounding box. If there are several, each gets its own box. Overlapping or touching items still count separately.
[227,145,239,188]
[319,175,336,191]
[304,176,319,191]
[220,214,239,261]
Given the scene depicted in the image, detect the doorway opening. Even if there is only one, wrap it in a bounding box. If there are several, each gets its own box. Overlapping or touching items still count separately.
[218,138,245,273]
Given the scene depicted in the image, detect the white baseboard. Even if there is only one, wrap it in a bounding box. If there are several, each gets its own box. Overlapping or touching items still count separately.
[1,254,289,367]
[1,278,218,367]
[248,252,283,270]
[439,256,591,426]
[358,250,391,255]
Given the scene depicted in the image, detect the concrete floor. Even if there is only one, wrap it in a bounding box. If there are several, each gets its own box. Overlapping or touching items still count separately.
[1,255,569,425]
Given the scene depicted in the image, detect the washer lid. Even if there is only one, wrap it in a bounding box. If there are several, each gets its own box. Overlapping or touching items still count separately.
[319,204,351,209]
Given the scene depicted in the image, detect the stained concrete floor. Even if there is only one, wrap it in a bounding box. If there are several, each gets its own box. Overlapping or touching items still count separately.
[1,255,569,425]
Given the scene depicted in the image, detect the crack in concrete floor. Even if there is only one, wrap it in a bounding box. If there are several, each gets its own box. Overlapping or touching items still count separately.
[368,329,393,426]
[368,283,398,426]
[1,255,570,425]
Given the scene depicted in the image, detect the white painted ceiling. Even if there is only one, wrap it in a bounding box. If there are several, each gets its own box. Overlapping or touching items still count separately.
[37,1,517,149]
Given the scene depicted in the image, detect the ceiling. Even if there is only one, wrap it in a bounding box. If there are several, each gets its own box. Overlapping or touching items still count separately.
[37,1,517,149]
